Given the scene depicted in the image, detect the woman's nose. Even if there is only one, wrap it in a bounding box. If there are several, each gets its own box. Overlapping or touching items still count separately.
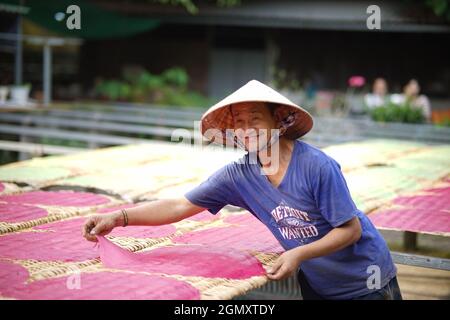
[235,120,250,131]
[241,122,251,131]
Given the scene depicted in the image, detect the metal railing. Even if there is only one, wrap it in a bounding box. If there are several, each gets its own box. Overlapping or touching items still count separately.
[1,103,449,156]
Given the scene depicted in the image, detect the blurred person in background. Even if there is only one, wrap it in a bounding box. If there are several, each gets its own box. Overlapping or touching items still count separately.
[391,79,431,122]
[364,77,389,110]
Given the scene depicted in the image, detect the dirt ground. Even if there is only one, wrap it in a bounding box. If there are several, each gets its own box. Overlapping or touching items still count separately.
[396,264,450,300]
[380,230,450,300]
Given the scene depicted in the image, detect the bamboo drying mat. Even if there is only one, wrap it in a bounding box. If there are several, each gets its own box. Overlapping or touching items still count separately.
[368,176,450,237]
[0,208,280,300]
[1,139,449,299]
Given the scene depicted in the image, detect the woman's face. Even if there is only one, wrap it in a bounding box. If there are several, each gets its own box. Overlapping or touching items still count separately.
[405,81,420,97]
[373,79,387,96]
[231,102,277,152]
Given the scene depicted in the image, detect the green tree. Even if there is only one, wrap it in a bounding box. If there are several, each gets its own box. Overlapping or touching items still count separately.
[152,0,242,14]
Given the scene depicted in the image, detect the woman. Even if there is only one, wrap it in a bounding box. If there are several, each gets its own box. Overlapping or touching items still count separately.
[83,80,402,300]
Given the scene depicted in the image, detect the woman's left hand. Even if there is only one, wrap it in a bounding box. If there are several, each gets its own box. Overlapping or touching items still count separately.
[266,248,303,281]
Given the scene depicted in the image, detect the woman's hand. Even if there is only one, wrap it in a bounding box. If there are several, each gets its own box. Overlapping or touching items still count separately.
[82,212,121,242]
[267,248,303,281]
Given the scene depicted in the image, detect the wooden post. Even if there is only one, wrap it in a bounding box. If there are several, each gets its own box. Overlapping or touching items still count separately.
[403,231,418,251]
[14,12,23,86]
[43,43,52,106]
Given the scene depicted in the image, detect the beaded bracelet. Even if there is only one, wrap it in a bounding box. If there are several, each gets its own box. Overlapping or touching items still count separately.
[121,208,129,227]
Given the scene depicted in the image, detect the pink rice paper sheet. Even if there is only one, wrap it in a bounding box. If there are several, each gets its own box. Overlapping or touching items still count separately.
[97,235,266,280]
[0,260,30,297]
[0,190,111,207]
[0,203,49,223]
[369,181,450,236]
[0,267,200,300]
[173,212,284,254]
[0,191,115,235]
[0,217,176,262]
[0,191,112,224]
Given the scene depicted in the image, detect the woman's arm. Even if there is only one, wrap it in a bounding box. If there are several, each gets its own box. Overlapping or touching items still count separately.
[116,197,205,226]
[82,197,205,242]
[267,216,362,280]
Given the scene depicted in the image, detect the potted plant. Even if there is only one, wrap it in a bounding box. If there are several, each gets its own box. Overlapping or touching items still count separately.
[345,75,366,116]
[10,83,31,105]
[369,102,425,124]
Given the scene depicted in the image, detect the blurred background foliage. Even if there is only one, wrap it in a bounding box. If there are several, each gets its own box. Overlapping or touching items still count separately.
[93,67,213,107]
[369,102,426,124]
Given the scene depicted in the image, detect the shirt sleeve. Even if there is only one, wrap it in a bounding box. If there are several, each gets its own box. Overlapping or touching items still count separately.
[184,164,237,215]
[312,159,359,227]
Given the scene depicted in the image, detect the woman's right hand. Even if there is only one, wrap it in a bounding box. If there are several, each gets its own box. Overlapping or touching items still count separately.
[82,212,121,242]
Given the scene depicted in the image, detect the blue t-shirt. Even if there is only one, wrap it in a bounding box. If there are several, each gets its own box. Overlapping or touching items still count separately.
[185,140,397,299]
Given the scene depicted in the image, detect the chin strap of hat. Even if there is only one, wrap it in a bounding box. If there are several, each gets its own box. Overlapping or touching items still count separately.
[256,111,298,152]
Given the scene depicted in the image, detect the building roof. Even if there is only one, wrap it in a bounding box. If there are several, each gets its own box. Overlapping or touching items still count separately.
[95,0,450,33]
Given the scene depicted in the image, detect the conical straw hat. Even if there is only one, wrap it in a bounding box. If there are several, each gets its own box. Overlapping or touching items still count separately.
[201,80,313,145]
